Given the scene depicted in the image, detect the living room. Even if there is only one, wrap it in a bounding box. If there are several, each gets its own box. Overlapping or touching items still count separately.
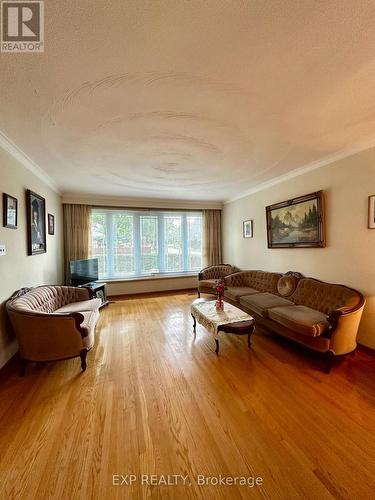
[1,1,375,499]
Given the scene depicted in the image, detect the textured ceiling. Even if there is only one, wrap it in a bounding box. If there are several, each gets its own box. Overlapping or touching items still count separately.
[1,0,375,202]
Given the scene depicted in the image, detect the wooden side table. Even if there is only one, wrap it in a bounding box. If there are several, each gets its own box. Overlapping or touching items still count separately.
[80,282,109,308]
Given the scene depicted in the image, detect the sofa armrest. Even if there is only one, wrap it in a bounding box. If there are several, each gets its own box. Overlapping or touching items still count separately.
[327,307,365,355]
[326,298,366,355]
[8,308,87,336]
[68,312,87,336]
[327,294,366,334]
[7,310,87,361]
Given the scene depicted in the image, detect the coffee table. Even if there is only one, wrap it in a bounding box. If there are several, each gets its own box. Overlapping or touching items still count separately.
[191,298,255,354]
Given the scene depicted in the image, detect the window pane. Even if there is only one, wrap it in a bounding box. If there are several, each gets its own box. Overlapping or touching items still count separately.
[113,213,134,276]
[187,215,202,271]
[92,213,107,277]
[140,216,159,274]
[165,215,182,272]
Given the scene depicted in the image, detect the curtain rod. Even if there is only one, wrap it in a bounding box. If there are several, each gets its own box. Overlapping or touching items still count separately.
[90,205,217,213]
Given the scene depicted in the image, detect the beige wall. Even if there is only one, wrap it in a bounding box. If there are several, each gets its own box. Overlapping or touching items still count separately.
[0,148,63,368]
[223,147,375,349]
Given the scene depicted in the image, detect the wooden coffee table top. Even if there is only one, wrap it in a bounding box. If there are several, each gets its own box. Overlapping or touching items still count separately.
[191,299,254,334]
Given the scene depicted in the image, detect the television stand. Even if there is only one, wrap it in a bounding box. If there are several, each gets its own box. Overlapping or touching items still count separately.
[80,282,109,309]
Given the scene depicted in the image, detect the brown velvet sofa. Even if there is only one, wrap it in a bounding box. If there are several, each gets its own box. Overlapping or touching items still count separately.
[6,286,102,375]
[198,264,240,296]
[223,271,365,369]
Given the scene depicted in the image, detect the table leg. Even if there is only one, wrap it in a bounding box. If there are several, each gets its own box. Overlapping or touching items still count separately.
[215,338,219,355]
[191,314,196,334]
[248,325,255,348]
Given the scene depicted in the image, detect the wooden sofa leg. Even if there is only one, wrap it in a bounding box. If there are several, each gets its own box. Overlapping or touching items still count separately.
[325,351,335,374]
[19,359,27,377]
[197,290,201,298]
[80,349,88,371]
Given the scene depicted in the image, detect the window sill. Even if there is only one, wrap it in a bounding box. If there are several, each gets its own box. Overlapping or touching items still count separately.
[97,273,198,284]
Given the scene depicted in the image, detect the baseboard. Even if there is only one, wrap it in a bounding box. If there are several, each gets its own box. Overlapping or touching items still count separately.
[0,340,18,370]
[357,343,375,356]
[109,288,198,301]
[0,349,19,378]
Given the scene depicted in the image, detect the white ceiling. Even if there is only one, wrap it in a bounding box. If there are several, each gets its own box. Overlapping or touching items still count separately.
[1,0,375,202]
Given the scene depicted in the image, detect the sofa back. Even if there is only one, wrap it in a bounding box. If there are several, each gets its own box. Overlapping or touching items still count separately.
[7,286,88,314]
[229,270,283,294]
[200,264,239,280]
[290,278,363,315]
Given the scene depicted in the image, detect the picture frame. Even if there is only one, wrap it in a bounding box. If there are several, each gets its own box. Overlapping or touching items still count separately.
[266,191,325,248]
[243,220,253,238]
[3,193,18,229]
[368,195,375,229]
[26,189,47,255]
[48,213,55,235]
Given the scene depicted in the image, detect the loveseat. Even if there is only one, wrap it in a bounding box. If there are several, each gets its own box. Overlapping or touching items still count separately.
[6,286,102,375]
[198,264,239,296]
[223,271,365,369]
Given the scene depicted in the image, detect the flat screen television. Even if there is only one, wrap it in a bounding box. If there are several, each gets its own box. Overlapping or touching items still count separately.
[70,258,99,286]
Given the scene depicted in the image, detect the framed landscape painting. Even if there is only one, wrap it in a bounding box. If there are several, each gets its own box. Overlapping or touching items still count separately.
[3,193,18,229]
[26,190,47,255]
[266,191,325,248]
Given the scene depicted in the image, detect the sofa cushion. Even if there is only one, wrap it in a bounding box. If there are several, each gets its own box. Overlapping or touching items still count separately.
[240,292,294,318]
[80,310,99,343]
[198,279,217,291]
[277,275,299,297]
[224,287,260,302]
[268,305,329,337]
[55,298,102,314]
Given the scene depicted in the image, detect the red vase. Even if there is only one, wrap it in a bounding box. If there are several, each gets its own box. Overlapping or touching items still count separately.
[216,296,224,311]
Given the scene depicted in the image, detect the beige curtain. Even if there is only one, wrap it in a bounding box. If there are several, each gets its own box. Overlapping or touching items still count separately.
[203,209,222,267]
[63,204,92,284]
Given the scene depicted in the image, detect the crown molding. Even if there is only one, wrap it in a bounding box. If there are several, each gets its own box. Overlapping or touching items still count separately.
[61,193,223,210]
[225,137,375,204]
[0,129,61,193]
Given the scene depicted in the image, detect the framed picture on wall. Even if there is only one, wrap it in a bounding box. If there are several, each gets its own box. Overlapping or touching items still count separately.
[3,193,18,229]
[243,220,253,238]
[48,214,55,235]
[368,195,375,228]
[266,191,325,248]
[26,190,47,255]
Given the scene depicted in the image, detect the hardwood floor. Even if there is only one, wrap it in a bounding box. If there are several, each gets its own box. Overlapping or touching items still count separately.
[1,291,375,500]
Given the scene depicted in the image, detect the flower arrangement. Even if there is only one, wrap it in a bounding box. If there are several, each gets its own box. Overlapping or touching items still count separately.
[215,279,225,311]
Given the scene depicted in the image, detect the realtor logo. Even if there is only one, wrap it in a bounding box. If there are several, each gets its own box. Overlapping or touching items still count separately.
[1,1,44,52]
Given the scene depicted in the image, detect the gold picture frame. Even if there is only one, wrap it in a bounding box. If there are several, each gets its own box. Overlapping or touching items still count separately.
[266,191,325,248]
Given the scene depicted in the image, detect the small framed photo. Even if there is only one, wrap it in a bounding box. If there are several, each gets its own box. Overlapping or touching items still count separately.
[368,195,375,228]
[48,214,55,235]
[3,193,18,229]
[26,189,47,255]
[243,220,253,238]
